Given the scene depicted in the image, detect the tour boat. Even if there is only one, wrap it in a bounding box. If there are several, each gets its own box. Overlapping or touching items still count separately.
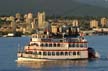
[16,26,99,62]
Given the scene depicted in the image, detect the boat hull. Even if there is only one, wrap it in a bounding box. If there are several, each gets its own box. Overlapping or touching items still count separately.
[16,57,54,62]
[16,57,89,62]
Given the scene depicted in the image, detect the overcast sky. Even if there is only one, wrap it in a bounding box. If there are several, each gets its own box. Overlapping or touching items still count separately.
[76,0,108,7]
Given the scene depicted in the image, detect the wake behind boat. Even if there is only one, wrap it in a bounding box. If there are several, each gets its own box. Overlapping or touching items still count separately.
[16,24,99,62]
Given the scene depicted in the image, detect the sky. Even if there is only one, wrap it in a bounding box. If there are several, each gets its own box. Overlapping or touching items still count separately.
[0,0,107,15]
[76,0,108,8]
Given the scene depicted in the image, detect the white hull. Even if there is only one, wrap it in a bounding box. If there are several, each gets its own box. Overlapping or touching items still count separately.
[16,57,54,62]
[16,57,88,62]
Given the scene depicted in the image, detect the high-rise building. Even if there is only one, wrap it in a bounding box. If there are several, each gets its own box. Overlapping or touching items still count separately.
[51,24,58,33]
[16,13,21,19]
[100,17,107,27]
[25,13,33,24]
[9,16,15,22]
[24,14,28,19]
[28,13,33,20]
[37,11,45,29]
[90,20,98,28]
[72,20,79,27]
[11,21,16,32]
[31,19,36,30]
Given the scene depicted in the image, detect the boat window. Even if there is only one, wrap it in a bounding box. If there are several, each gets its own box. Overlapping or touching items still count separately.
[69,44,71,47]
[40,43,43,47]
[45,43,48,47]
[60,52,64,55]
[60,40,63,42]
[57,43,60,47]
[34,43,38,46]
[69,52,73,56]
[56,52,59,56]
[32,36,34,38]
[38,52,41,55]
[49,44,52,47]
[70,43,75,47]
[65,52,68,56]
[48,52,51,56]
[73,52,76,56]
[86,43,88,47]
[43,43,46,47]
[43,52,47,56]
[54,43,56,47]
[52,52,55,56]
[34,52,38,55]
[84,43,87,47]
[80,43,83,47]
[72,43,75,47]
[76,43,79,47]
[35,36,37,38]
[25,51,32,54]
[77,52,80,55]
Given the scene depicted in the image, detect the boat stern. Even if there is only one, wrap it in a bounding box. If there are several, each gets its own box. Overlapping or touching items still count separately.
[88,47,100,59]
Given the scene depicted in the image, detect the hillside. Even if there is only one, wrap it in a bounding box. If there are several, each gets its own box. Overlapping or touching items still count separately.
[0,0,108,16]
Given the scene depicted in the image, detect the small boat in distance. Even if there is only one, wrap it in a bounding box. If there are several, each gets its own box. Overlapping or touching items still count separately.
[16,26,99,62]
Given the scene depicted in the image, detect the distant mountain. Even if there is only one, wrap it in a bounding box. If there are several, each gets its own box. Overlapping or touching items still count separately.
[76,0,108,8]
[0,0,108,16]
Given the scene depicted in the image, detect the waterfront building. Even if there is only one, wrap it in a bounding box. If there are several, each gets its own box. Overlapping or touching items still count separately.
[51,24,59,34]
[24,14,28,19]
[16,13,21,19]
[9,16,15,22]
[15,13,22,23]
[72,19,79,27]
[37,11,46,29]
[11,21,16,32]
[100,17,107,27]
[90,20,98,29]
[28,13,33,20]
[31,21,36,30]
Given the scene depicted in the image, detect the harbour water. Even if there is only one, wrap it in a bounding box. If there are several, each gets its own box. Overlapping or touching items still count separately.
[0,36,108,71]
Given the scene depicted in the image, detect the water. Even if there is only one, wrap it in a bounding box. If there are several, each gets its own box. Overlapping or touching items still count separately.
[0,36,108,71]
